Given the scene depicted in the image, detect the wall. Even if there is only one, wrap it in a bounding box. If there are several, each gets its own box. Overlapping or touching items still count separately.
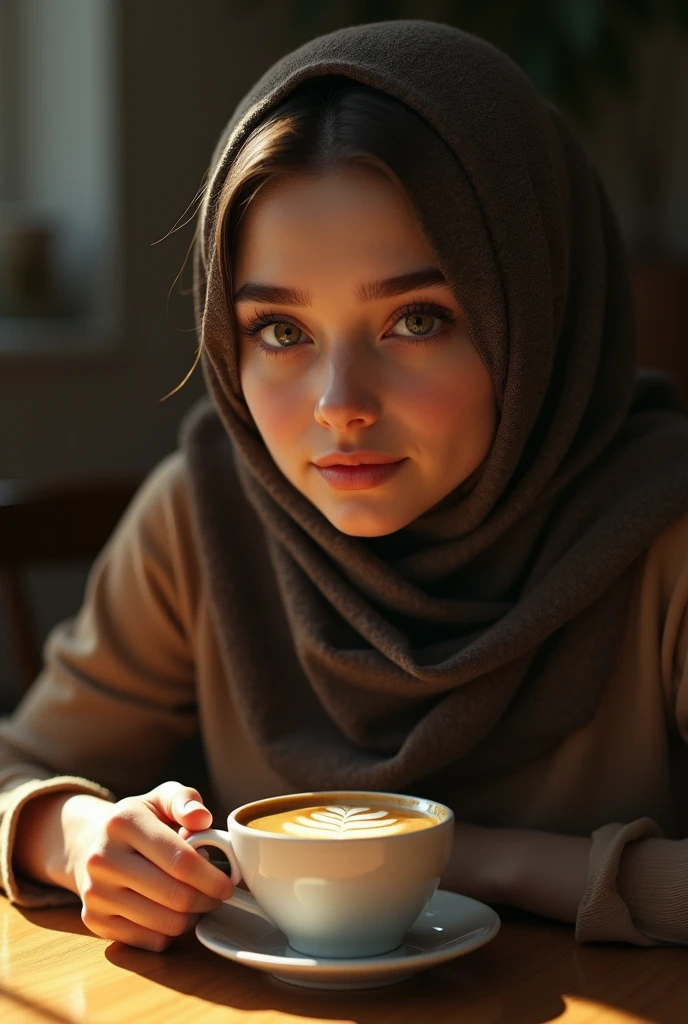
[0,0,308,706]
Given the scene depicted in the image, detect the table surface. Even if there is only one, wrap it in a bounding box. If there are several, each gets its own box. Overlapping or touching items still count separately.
[0,898,686,1024]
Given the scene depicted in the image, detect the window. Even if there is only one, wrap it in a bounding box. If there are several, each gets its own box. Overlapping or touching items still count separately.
[0,0,121,355]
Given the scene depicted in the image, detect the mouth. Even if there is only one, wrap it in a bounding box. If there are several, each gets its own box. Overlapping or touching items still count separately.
[313,451,404,468]
[313,458,408,491]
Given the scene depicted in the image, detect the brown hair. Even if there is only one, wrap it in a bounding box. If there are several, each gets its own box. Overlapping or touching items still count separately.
[164,75,438,399]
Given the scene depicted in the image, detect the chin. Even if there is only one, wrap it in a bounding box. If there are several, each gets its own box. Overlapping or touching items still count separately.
[323,505,409,538]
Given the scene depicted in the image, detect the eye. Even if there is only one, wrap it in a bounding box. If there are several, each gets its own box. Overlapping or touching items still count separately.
[391,311,441,339]
[238,311,308,356]
[238,298,458,357]
[387,301,457,345]
[257,320,305,348]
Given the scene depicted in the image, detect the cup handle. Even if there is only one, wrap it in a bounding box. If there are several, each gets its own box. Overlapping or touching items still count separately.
[183,828,275,925]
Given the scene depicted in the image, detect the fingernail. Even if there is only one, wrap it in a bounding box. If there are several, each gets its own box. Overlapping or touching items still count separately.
[183,800,206,814]
[198,849,210,860]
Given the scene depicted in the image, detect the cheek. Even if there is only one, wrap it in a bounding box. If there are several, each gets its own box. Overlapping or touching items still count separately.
[398,358,495,440]
[241,365,306,452]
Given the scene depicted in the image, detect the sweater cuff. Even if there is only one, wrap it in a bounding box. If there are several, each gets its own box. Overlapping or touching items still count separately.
[575,816,665,945]
[1,776,116,908]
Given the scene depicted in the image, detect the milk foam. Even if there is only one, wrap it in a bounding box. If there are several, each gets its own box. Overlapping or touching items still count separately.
[246,803,435,838]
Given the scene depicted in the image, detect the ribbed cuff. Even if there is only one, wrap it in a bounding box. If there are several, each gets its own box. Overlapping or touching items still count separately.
[1,776,116,908]
[575,816,665,946]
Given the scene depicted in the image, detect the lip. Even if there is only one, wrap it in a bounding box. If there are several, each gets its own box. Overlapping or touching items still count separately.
[314,451,404,468]
[314,459,407,490]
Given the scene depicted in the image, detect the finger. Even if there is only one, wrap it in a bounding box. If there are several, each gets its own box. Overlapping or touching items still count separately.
[147,781,213,831]
[176,826,210,859]
[94,848,224,914]
[92,883,203,939]
[108,804,232,901]
[82,907,171,953]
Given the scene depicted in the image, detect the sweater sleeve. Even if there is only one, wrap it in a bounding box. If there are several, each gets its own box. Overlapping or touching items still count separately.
[0,451,199,908]
[575,516,688,946]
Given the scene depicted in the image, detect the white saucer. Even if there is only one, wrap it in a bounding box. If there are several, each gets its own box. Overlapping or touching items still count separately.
[195,888,501,990]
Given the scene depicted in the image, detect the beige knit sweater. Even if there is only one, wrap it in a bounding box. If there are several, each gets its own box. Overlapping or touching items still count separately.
[2,450,687,945]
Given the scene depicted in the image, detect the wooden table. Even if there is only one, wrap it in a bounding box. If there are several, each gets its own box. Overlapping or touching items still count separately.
[0,898,686,1023]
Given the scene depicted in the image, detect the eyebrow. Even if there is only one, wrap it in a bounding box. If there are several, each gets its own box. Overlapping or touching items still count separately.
[232,266,448,307]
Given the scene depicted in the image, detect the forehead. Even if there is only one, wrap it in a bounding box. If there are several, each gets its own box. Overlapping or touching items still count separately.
[233,168,437,285]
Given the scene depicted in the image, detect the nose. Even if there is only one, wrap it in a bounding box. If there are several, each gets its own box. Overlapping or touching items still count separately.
[313,352,380,432]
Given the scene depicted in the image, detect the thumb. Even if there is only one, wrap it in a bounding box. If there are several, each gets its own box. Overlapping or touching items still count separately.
[150,780,213,828]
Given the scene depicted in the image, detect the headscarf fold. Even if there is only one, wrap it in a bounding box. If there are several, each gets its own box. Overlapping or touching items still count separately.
[180,20,688,800]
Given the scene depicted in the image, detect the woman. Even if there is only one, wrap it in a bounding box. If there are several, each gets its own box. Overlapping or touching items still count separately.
[2,20,688,954]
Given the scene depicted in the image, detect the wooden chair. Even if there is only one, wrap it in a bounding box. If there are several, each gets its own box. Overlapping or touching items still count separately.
[0,475,143,699]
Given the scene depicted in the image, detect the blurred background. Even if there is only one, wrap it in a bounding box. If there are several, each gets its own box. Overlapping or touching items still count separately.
[0,0,687,711]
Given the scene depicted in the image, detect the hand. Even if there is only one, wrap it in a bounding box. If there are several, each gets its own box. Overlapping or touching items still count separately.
[67,780,234,952]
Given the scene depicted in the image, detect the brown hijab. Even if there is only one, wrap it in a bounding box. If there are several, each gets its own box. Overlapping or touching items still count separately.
[179,20,688,802]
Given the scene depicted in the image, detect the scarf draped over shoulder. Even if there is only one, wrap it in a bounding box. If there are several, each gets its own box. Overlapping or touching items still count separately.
[179,19,688,800]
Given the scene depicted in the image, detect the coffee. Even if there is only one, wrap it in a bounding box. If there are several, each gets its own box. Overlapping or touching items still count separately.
[185,790,454,958]
[245,802,437,838]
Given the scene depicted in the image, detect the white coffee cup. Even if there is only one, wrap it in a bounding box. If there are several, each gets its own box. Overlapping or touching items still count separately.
[184,789,454,959]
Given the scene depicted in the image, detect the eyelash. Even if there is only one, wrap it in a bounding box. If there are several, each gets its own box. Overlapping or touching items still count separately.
[239,297,458,358]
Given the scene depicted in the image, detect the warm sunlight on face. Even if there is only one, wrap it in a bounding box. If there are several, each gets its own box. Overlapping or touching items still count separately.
[233,166,499,537]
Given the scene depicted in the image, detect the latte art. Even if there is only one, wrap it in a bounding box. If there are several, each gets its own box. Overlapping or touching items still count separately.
[287,805,402,837]
[246,802,437,838]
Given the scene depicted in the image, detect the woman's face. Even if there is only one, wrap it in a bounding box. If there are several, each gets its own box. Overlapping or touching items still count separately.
[234,167,499,537]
